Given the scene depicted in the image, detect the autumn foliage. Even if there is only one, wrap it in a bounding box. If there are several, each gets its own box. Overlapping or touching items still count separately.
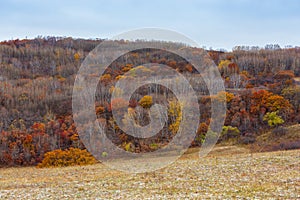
[139,95,153,109]
[37,148,97,168]
[0,37,299,167]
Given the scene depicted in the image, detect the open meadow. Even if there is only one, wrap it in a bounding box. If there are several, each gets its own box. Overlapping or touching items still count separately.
[0,146,299,199]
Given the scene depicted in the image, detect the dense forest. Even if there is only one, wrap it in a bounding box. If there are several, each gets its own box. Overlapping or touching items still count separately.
[0,37,299,166]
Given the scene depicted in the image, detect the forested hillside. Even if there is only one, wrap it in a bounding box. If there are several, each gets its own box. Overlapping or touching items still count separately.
[0,37,299,166]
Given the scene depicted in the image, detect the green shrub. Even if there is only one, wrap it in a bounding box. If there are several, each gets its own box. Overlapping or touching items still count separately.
[219,126,240,142]
[149,143,159,150]
[263,111,284,128]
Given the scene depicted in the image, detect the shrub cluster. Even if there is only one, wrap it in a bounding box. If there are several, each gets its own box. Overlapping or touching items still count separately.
[37,148,97,168]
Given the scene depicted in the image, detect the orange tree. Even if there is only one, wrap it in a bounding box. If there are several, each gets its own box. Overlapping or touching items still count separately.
[250,90,293,124]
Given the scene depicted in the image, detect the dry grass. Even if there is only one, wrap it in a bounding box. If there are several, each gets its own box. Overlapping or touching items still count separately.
[0,146,299,199]
[250,124,300,152]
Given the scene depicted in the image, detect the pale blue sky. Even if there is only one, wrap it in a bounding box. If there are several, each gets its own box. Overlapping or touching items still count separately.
[0,0,299,50]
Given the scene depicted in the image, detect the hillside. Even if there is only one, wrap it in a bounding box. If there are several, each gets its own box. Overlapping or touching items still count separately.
[0,37,299,167]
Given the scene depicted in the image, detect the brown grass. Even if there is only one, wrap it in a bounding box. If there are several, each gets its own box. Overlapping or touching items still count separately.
[0,146,299,199]
[249,124,300,152]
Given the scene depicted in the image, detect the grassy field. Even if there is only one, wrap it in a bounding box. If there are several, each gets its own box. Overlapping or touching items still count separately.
[0,146,299,199]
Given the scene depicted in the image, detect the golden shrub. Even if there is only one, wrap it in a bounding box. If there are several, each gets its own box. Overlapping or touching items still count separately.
[37,148,97,168]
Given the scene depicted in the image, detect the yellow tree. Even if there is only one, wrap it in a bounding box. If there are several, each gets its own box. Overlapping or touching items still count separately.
[139,95,153,109]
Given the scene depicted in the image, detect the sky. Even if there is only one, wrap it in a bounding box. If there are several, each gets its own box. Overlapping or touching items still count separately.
[0,0,299,50]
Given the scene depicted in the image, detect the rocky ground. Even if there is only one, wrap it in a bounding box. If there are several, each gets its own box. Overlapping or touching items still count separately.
[0,146,299,199]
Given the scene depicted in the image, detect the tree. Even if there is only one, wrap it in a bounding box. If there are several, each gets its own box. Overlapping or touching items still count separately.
[218,60,239,77]
[73,52,80,61]
[281,86,300,111]
[250,90,292,114]
[110,98,128,111]
[194,122,208,145]
[139,95,153,109]
[168,100,182,135]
